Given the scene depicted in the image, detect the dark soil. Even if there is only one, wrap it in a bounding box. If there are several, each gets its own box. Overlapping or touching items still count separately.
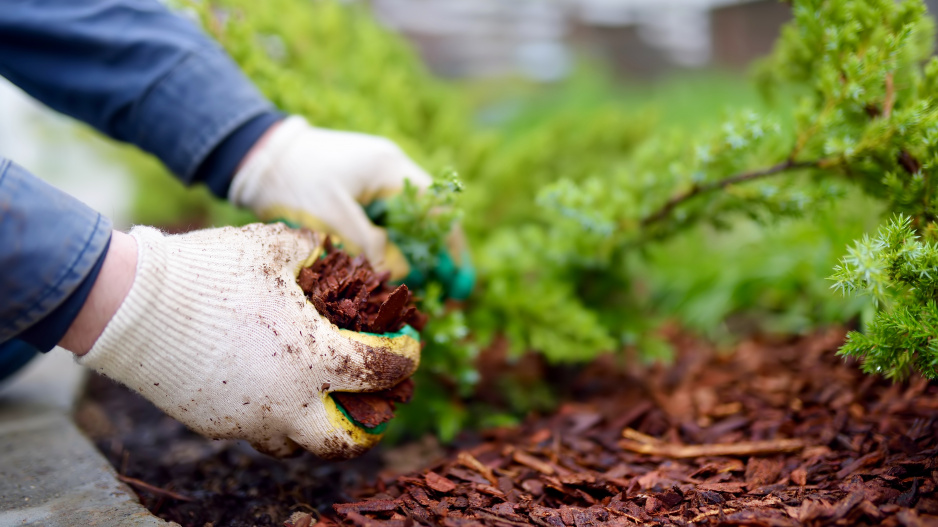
[298,243,425,427]
[77,327,938,526]
[77,373,389,527]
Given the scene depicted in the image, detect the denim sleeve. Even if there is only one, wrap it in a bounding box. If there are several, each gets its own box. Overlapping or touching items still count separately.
[0,0,276,184]
[0,159,112,345]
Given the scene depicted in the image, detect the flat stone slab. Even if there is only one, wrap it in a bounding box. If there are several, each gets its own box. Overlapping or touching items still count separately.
[0,350,171,526]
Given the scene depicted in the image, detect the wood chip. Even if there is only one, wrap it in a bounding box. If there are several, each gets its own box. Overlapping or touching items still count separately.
[619,437,805,458]
[426,471,457,493]
[371,285,411,334]
[298,246,424,428]
[334,500,400,514]
[458,452,498,485]
[331,392,396,428]
[696,482,748,493]
[512,451,555,475]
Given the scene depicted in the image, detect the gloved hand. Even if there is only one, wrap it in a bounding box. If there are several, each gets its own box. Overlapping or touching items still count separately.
[78,223,420,459]
[229,116,431,280]
[229,116,475,300]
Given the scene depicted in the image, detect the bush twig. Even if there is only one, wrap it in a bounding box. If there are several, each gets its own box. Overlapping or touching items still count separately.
[641,158,822,227]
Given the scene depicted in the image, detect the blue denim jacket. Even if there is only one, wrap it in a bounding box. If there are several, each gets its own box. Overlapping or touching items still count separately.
[0,0,280,374]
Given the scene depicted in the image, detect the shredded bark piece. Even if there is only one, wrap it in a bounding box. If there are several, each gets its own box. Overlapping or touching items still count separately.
[619,434,806,458]
[511,451,555,475]
[426,471,457,493]
[334,500,400,514]
[331,392,398,429]
[379,378,415,404]
[371,285,412,334]
[298,240,426,334]
[457,452,498,485]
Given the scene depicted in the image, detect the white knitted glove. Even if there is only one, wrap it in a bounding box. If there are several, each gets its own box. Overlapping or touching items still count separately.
[78,223,420,459]
[229,116,432,280]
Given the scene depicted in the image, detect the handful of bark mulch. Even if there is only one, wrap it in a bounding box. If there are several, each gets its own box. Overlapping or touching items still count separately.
[297,241,427,428]
[325,327,938,527]
[298,241,427,334]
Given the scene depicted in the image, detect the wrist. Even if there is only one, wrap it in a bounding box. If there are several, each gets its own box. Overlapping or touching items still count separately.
[194,112,284,198]
[229,116,311,207]
[236,118,283,173]
[59,231,137,356]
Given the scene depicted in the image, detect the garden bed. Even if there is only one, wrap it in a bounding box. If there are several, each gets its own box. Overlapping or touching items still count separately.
[77,327,938,526]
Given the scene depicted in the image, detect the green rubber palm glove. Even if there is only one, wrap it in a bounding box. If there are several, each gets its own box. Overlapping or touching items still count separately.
[364,199,476,301]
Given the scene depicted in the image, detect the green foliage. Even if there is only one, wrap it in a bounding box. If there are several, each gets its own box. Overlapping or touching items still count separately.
[378,173,464,282]
[832,215,938,379]
[764,0,938,381]
[103,0,938,438]
[535,0,938,381]
[642,190,881,340]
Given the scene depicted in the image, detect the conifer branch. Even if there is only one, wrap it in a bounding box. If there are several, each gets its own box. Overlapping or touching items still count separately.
[640,158,822,227]
[883,72,895,120]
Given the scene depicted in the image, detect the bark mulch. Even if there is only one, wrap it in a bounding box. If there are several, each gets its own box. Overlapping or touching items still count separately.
[298,242,427,335]
[321,328,938,527]
[297,245,426,428]
[77,327,938,527]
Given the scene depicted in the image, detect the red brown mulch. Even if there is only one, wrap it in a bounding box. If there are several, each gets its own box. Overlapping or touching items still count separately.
[78,326,938,527]
[318,328,938,527]
[298,242,427,335]
[298,244,426,427]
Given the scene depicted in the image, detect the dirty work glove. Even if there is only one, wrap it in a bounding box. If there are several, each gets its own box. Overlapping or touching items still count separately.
[229,116,475,299]
[78,223,420,459]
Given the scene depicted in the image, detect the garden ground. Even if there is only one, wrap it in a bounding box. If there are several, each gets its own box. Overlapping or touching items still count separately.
[79,327,938,526]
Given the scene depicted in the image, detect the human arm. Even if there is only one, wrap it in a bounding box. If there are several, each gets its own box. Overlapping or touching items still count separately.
[0,0,425,342]
[0,0,284,355]
[0,0,473,294]
[0,0,278,192]
[1,158,419,457]
[58,231,136,355]
[0,1,430,456]
[0,158,111,349]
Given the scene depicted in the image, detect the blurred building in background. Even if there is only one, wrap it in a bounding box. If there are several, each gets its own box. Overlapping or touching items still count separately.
[370,0,794,80]
[709,0,792,67]
[372,1,571,80]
